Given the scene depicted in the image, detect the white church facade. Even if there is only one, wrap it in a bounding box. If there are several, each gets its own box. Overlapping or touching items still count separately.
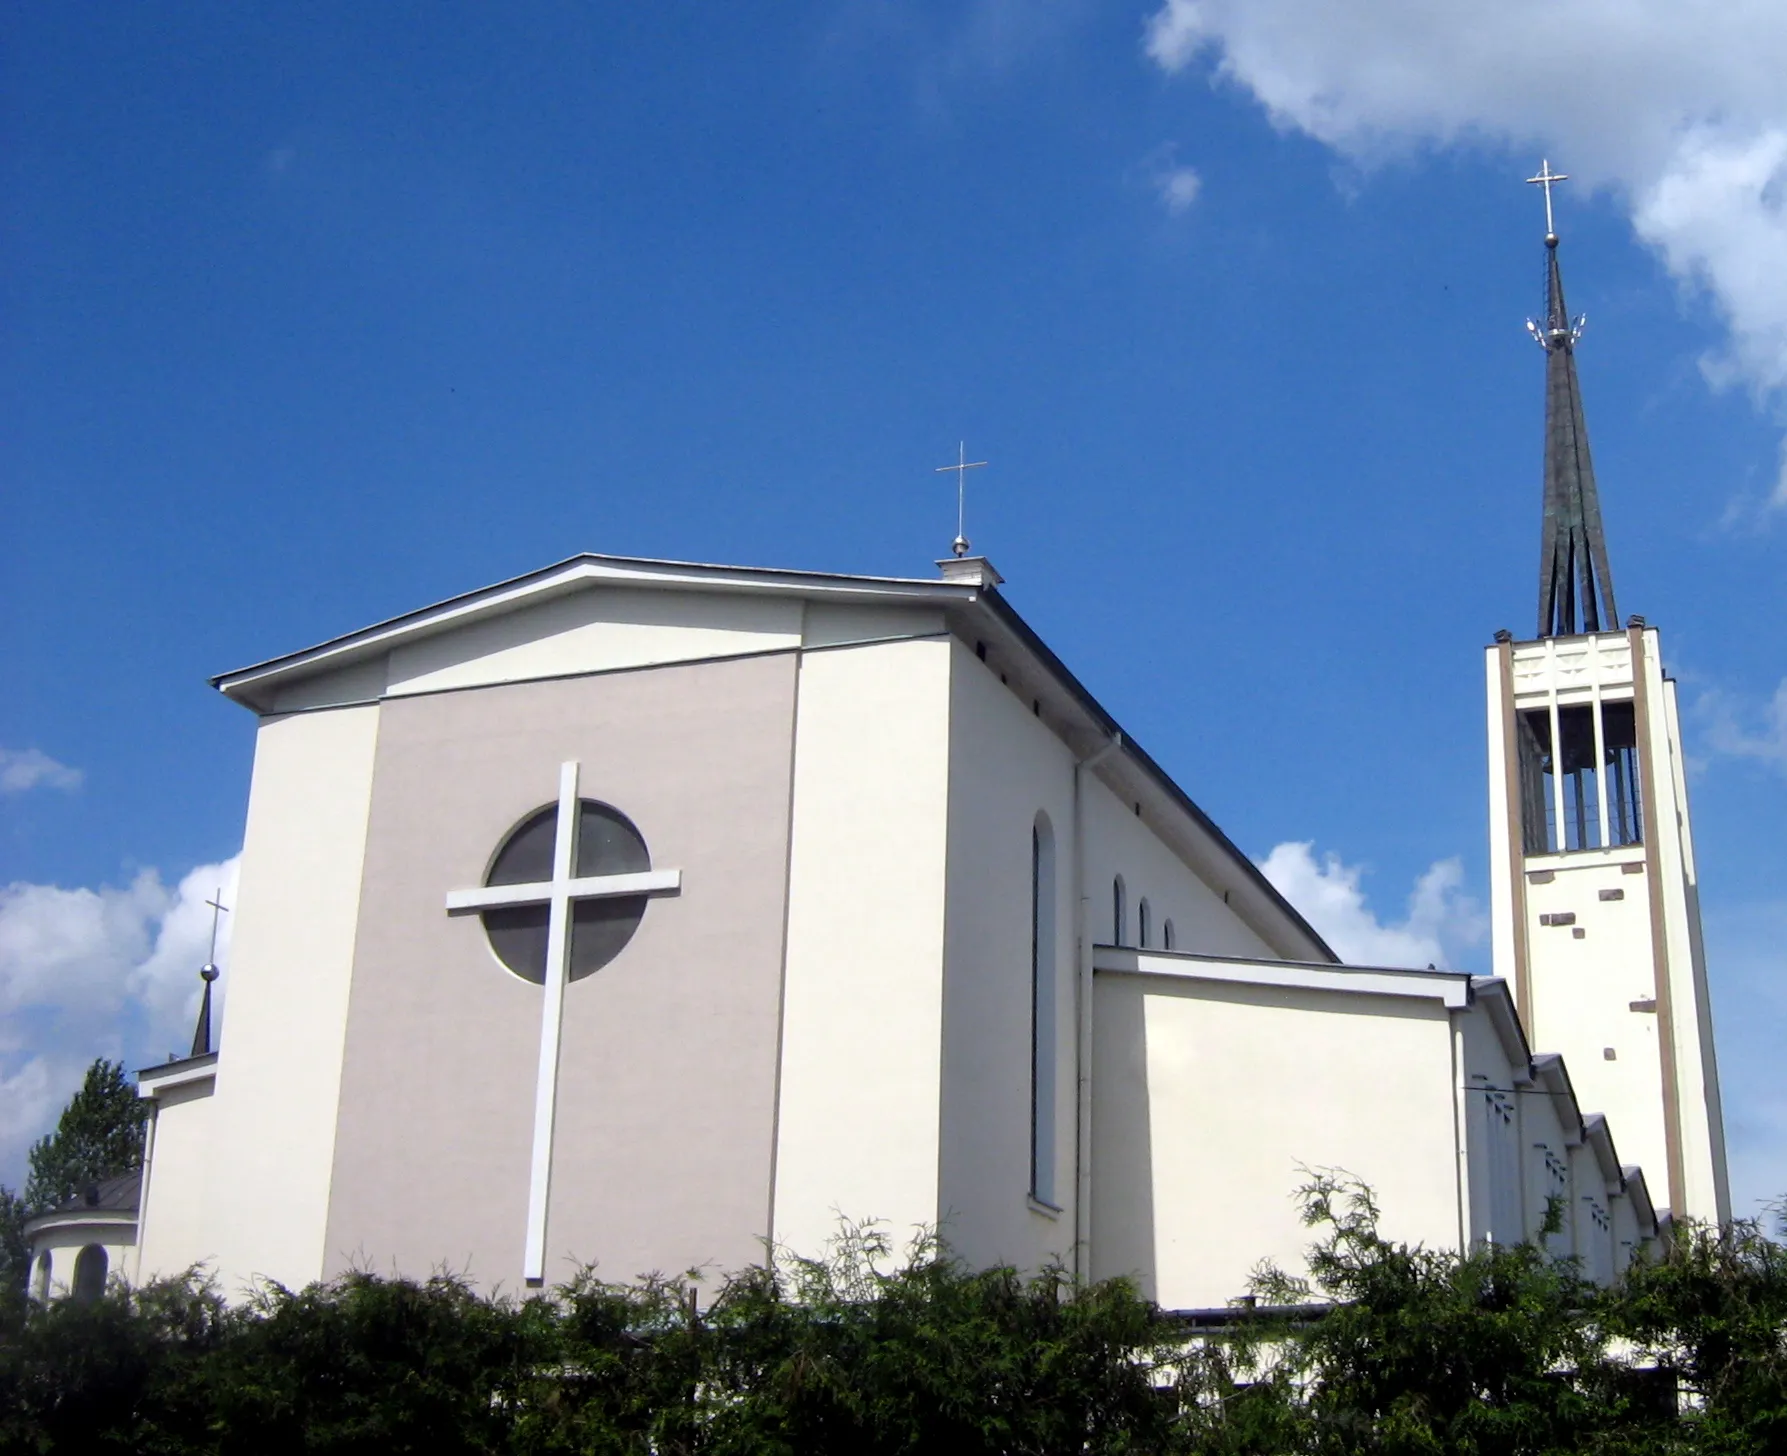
[35,206,1725,1310]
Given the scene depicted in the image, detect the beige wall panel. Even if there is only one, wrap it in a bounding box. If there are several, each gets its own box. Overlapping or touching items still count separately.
[135,1080,219,1282]
[800,601,946,649]
[937,641,1077,1272]
[203,705,380,1292]
[773,638,952,1260]
[385,588,802,697]
[324,653,797,1288]
[1093,974,1459,1310]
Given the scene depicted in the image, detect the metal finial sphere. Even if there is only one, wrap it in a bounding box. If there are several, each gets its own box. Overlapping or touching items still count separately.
[200,964,220,983]
[1546,233,1559,248]
[952,534,970,558]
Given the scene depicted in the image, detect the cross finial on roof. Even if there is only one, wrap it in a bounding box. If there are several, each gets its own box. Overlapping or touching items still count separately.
[934,442,988,558]
[1526,159,1569,245]
[191,889,229,1058]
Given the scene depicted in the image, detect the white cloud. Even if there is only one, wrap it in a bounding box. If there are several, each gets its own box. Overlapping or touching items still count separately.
[1156,163,1203,216]
[1258,841,1485,970]
[1145,0,1787,479]
[1697,678,1787,770]
[0,747,82,795]
[0,854,239,1189]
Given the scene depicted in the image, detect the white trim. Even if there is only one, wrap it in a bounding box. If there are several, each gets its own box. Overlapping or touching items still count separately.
[525,760,580,1284]
[23,1209,137,1239]
[136,1056,219,1097]
[1093,947,1471,1008]
[446,869,682,913]
[215,556,972,703]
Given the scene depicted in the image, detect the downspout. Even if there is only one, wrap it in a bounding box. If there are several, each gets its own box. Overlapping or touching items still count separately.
[1450,1009,1472,1252]
[1073,731,1122,1282]
[133,1096,159,1285]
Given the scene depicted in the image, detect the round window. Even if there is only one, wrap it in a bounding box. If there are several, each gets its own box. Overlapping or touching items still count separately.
[480,800,652,984]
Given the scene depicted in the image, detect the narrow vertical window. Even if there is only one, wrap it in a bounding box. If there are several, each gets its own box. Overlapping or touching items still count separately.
[1138,898,1152,949]
[1112,876,1127,947]
[1031,815,1058,1205]
[32,1251,51,1303]
[1162,918,1176,951]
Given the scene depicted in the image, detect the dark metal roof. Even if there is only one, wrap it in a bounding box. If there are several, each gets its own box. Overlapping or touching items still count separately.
[1534,236,1620,637]
[26,1169,141,1227]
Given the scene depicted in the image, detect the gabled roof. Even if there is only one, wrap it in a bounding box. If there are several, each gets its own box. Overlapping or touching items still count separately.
[212,553,1337,964]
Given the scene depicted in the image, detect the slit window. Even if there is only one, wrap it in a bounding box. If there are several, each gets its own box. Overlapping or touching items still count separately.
[1030,817,1058,1205]
[1112,876,1127,947]
[1138,898,1152,949]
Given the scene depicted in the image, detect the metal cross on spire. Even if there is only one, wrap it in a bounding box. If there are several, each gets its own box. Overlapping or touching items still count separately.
[1526,159,1569,242]
[934,442,988,558]
[190,890,228,1058]
[203,892,228,970]
[1520,159,1619,638]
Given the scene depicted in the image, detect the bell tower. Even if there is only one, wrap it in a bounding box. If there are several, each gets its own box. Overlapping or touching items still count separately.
[1485,166,1730,1223]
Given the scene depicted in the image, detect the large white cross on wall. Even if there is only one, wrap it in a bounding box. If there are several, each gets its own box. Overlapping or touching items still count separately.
[445,761,681,1283]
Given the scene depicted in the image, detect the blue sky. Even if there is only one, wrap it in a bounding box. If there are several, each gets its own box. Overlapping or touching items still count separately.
[5,3,1786,1217]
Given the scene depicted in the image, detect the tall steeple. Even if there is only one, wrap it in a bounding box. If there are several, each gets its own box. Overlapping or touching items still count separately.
[1484,163,1731,1226]
[1526,162,1618,638]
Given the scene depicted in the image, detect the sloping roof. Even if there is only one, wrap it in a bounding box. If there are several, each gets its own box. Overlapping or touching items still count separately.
[210,552,1337,964]
[23,1169,141,1237]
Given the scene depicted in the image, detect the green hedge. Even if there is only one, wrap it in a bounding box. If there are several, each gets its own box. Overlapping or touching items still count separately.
[3,1182,1783,1455]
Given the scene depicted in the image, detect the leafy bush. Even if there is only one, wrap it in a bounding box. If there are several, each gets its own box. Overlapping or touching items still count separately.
[2,1196,1784,1455]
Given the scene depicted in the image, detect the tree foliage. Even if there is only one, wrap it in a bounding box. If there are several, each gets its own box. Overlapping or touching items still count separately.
[1,1191,1784,1454]
[22,1059,148,1214]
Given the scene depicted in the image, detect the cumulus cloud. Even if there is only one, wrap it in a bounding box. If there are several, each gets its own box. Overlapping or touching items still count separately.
[0,855,239,1188]
[1145,0,1787,486]
[1259,841,1486,970]
[0,747,82,795]
[1698,678,1787,770]
[1156,162,1203,216]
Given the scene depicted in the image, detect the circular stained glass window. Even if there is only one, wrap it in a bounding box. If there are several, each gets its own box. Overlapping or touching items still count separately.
[480,800,652,984]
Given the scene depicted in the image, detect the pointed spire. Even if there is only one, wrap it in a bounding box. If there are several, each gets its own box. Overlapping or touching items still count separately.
[190,963,219,1057]
[189,889,227,1058]
[1524,164,1618,637]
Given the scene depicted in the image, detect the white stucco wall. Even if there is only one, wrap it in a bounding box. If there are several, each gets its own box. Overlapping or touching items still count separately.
[1092,965,1462,1310]
[772,634,954,1260]
[1522,854,1666,1189]
[29,1224,135,1301]
[1081,775,1274,962]
[1655,672,1729,1221]
[195,704,381,1293]
[936,640,1078,1273]
[135,1076,219,1281]
[1519,1074,1574,1257]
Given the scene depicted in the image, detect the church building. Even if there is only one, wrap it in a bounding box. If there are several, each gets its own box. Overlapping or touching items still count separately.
[31,194,1725,1310]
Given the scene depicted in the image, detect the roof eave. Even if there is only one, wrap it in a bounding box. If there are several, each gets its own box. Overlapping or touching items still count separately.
[212,552,973,713]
